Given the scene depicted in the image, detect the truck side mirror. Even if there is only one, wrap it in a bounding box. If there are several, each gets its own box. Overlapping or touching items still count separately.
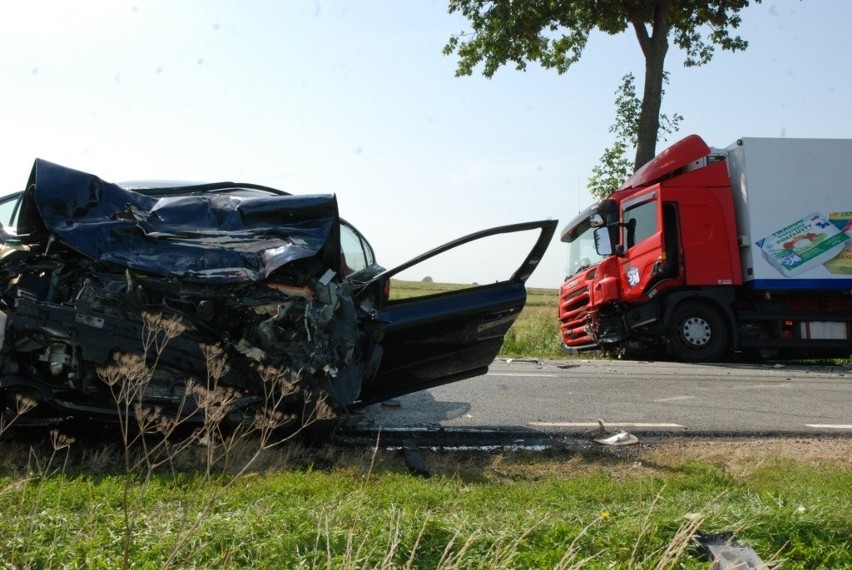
[594,227,613,256]
[589,213,604,227]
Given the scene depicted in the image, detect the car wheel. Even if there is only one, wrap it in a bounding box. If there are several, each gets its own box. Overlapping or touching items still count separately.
[668,301,729,362]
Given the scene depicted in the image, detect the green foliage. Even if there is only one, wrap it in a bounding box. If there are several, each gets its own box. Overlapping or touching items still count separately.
[588,136,634,200]
[445,0,759,178]
[668,2,753,68]
[443,0,593,77]
[444,0,756,79]
[587,73,683,199]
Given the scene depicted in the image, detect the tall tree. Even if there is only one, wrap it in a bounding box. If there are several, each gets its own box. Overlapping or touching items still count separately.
[444,0,758,172]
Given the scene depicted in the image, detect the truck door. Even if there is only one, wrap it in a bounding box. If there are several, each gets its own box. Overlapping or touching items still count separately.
[619,191,665,298]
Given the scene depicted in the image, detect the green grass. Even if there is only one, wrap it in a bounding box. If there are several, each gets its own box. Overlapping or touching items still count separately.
[0,439,849,568]
[499,305,563,359]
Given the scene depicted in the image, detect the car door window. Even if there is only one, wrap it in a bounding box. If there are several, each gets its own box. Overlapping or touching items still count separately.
[0,192,23,238]
[340,221,374,276]
[387,229,544,300]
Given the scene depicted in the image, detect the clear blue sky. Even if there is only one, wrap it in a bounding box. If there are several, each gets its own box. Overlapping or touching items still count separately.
[2,1,850,287]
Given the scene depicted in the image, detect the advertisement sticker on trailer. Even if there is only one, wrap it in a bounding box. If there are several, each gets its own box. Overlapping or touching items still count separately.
[755,212,850,277]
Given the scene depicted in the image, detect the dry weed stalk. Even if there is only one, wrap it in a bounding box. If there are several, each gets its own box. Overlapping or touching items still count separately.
[434,527,480,570]
[190,343,242,476]
[378,507,405,568]
[91,308,335,569]
[15,393,37,416]
[654,513,705,570]
[5,427,77,568]
[628,490,665,569]
[97,312,197,570]
[0,393,38,437]
[403,514,432,570]
[98,315,195,474]
[554,517,605,570]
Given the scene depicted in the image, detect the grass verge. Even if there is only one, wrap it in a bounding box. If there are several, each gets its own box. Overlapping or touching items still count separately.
[0,437,849,568]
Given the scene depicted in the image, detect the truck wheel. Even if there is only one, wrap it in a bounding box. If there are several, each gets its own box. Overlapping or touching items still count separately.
[668,301,729,362]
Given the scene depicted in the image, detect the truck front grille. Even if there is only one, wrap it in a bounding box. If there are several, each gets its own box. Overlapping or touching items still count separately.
[559,285,594,346]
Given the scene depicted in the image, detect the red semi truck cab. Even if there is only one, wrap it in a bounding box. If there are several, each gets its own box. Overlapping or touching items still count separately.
[559,135,852,361]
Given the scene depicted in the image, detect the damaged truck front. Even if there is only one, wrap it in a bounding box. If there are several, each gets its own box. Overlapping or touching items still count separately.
[0,159,556,431]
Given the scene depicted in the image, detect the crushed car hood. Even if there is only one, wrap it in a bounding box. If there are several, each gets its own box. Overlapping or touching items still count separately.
[19,159,340,283]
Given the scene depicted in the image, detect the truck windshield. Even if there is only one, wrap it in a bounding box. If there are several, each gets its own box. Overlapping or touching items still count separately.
[564,222,607,277]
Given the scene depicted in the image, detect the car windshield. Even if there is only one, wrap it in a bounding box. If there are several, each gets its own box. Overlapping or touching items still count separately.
[563,219,607,277]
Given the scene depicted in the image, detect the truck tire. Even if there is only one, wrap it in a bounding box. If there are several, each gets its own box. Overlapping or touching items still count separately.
[668,301,729,362]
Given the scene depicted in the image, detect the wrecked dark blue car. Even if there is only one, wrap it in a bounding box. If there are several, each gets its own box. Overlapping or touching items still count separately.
[0,159,555,430]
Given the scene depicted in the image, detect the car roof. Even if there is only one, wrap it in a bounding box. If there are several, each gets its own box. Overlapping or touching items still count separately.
[117,180,292,198]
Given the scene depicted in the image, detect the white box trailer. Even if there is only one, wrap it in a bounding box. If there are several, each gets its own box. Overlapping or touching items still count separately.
[726,137,852,289]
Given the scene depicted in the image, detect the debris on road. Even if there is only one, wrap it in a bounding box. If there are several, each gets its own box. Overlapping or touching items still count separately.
[692,531,769,570]
[401,438,430,477]
[587,419,640,446]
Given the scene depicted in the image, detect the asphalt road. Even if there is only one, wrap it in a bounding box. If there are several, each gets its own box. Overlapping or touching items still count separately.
[352,358,852,437]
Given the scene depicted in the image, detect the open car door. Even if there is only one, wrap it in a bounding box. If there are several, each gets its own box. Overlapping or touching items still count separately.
[354,220,557,406]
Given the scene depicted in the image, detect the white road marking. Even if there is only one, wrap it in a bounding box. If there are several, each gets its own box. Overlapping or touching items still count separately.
[486,373,563,378]
[805,424,852,429]
[529,422,684,428]
[726,384,792,390]
[654,396,695,402]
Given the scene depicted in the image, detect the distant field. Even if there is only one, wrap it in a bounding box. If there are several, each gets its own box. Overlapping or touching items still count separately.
[524,286,559,308]
[389,279,558,308]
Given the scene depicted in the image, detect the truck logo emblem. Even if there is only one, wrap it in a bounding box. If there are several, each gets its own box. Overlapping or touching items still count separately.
[627,266,640,287]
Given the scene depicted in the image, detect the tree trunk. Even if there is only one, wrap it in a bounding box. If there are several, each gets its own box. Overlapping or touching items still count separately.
[634,51,667,168]
[631,1,671,170]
